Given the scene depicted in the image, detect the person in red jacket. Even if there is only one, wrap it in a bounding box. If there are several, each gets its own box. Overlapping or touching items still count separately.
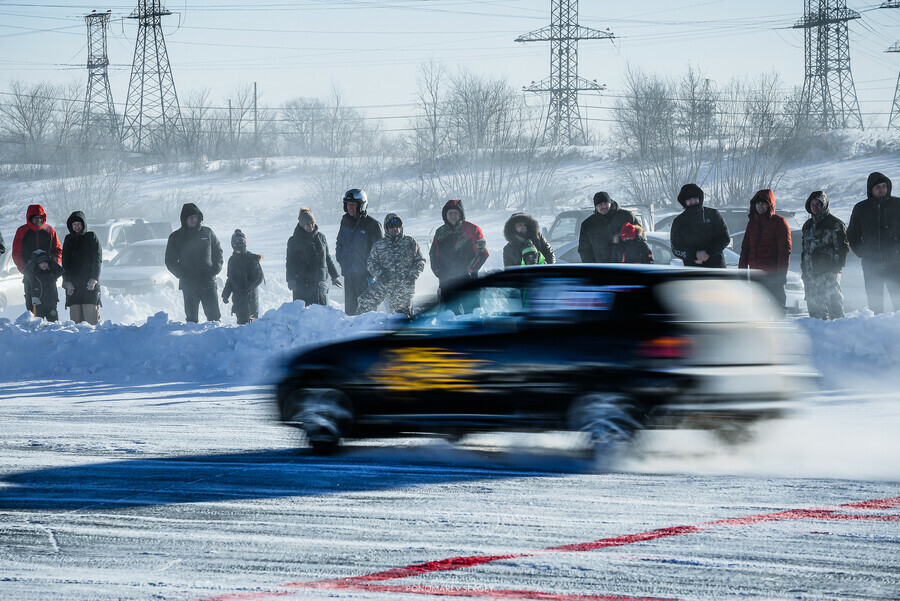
[429,199,489,297]
[738,189,792,313]
[12,204,62,314]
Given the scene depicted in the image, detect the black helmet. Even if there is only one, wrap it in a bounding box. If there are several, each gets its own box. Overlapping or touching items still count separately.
[343,188,368,213]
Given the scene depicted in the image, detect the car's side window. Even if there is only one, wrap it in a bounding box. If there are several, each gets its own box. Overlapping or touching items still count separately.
[647,239,672,264]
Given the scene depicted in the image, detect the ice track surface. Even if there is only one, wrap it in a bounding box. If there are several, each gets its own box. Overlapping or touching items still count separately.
[0,381,898,601]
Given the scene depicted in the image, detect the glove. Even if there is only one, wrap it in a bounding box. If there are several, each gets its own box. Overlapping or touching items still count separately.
[332,277,343,289]
[86,279,98,291]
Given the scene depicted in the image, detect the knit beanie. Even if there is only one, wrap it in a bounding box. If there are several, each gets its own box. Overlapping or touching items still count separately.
[620,223,637,240]
[593,191,613,206]
[298,208,315,227]
[231,229,247,248]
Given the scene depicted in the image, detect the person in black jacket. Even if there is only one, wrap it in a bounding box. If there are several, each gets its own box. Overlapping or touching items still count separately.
[0,230,5,255]
[577,192,637,263]
[335,189,383,315]
[801,191,849,320]
[24,249,64,322]
[61,211,102,325]
[502,213,555,267]
[165,203,224,322]
[222,229,264,325]
[847,172,900,313]
[286,208,341,307]
[616,223,654,264]
[670,183,731,268]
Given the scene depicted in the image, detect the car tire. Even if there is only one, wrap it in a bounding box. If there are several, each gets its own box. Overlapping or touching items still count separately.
[567,393,642,458]
[284,388,353,454]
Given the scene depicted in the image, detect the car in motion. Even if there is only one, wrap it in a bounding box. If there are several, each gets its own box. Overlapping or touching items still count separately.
[276,264,816,453]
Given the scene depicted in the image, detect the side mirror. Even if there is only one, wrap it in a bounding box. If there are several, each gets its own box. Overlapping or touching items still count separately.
[541,226,548,237]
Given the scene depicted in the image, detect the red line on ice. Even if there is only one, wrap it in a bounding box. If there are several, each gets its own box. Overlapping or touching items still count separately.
[195,496,900,601]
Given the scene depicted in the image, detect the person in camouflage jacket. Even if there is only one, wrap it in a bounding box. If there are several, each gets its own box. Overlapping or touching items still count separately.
[357,213,426,315]
[801,191,849,320]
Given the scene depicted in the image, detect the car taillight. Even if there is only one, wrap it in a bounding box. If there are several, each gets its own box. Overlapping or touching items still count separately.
[637,337,693,359]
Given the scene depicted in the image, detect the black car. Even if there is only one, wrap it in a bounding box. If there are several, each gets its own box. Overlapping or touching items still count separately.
[276,265,816,453]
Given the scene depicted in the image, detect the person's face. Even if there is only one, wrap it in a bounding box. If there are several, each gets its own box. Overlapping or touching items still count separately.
[446,209,461,225]
[302,222,315,233]
[186,214,199,228]
[346,202,359,217]
[514,222,527,235]
[755,201,769,214]
[39,261,49,270]
[596,201,611,215]
[872,182,889,198]
[387,225,401,236]
[685,197,700,207]
[30,215,44,227]
[72,221,83,233]
[809,198,823,215]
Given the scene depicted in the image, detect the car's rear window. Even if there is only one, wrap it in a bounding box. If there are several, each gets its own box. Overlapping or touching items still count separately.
[655,278,782,322]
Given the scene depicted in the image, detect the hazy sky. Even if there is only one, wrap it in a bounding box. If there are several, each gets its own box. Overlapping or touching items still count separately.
[2,1,900,130]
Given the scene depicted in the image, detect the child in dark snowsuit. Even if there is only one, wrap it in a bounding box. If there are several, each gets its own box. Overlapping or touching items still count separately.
[24,249,64,321]
[221,230,264,325]
[617,223,654,264]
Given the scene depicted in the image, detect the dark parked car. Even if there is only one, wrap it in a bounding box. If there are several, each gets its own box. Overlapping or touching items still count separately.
[276,265,816,453]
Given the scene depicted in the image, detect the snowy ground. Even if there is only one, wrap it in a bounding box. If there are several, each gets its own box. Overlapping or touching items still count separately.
[1,149,899,599]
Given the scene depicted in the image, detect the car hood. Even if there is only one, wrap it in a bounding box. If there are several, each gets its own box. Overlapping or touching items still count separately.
[103,266,168,281]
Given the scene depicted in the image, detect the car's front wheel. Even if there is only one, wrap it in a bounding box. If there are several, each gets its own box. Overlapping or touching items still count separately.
[283,388,353,454]
[568,393,642,458]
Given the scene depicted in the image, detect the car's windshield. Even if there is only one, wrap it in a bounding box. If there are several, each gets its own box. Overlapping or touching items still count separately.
[92,225,110,245]
[546,215,580,244]
[109,245,165,267]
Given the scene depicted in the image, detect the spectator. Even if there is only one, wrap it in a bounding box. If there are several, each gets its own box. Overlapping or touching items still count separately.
[847,172,900,313]
[738,189,792,312]
[616,223,654,264]
[335,189,383,315]
[577,192,637,263]
[12,204,62,313]
[61,211,103,325]
[357,213,426,316]
[502,213,554,267]
[165,203,223,323]
[23,249,64,322]
[429,199,489,296]
[222,229,264,325]
[801,191,849,320]
[286,208,341,307]
[670,183,730,268]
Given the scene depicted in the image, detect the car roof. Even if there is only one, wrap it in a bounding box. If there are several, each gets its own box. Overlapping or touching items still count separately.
[123,238,168,247]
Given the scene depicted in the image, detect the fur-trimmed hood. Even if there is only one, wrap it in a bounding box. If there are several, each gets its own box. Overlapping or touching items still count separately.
[503,213,540,243]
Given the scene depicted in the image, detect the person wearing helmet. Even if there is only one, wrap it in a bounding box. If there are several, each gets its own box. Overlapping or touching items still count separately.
[335,188,383,315]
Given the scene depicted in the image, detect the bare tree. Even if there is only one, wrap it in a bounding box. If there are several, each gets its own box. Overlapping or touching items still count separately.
[281,97,328,156]
[0,81,63,164]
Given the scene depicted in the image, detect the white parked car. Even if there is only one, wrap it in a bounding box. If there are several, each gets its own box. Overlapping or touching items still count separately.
[0,251,23,309]
[102,239,224,296]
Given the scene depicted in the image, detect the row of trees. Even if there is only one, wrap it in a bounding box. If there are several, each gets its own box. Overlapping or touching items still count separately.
[1,65,825,219]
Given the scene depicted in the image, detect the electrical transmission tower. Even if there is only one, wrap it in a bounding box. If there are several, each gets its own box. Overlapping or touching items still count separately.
[793,0,864,131]
[83,10,119,147]
[516,0,614,146]
[121,0,184,154]
[883,1,900,129]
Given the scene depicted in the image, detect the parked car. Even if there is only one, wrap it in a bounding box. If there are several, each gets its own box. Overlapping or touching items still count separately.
[553,231,807,315]
[276,264,817,453]
[655,207,802,236]
[0,251,23,310]
[55,219,173,264]
[102,239,224,295]
[543,206,650,247]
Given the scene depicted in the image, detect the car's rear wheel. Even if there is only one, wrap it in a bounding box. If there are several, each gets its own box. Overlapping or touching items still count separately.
[284,388,353,454]
[568,393,642,458]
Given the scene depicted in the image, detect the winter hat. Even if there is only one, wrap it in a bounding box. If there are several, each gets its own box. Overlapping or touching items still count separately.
[677,184,704,208]
[231,229,247,248]
[620,223,637,240]
[521,240,539,264]
[298,208,315,227]
[593,191,613,206]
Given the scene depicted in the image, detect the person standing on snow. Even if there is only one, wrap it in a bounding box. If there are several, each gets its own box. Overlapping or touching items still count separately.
[577,192,637,263]
[286,208,341,307]
[738,189,792,313]
[23,249,64,322]
[222,229,264,325]
[801,191,849,320]
[165,203,224,323]
[429,199,489,296]
[847,172,900,314]
[335,189,383,315]
[670,183,731,268]
[61,211,103,325]
[357,213,426,316]
[12,204,62,313]
[0,230,5,255]
[502,213,555,267]
[616,223,654,264]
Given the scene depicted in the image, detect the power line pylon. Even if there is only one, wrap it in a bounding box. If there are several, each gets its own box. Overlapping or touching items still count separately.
[516,0,613,146]
[883,1,900,129]
[793,0,864,131]
[83,10,119,148]
[121,0,184,154]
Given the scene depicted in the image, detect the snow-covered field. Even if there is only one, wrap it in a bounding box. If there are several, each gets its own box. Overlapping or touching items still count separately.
[1,149,899,600]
